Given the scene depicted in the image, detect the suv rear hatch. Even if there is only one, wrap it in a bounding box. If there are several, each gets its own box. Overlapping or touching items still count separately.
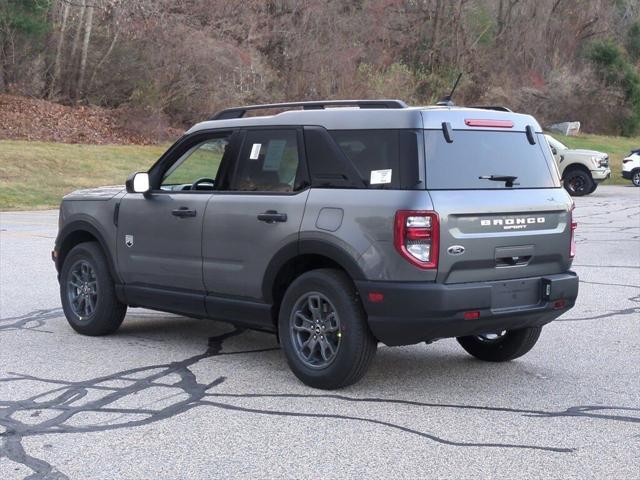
[423,126,573,285]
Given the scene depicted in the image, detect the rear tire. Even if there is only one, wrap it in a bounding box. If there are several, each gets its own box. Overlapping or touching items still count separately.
[60,242,127,336]
[457,326,542,362]
[632,169,640,187]
[563,168,594,196]
[278,269,377,389]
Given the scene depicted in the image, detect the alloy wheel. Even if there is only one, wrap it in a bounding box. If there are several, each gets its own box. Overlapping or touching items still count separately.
[289,292,341,369]
[67,260,98,320]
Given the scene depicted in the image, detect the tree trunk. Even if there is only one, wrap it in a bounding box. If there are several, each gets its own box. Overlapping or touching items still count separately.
[48,1,70,99]
[76,2,94,102]
[88,29,118,91]
[66,0,86,99]
[0,61,5,93]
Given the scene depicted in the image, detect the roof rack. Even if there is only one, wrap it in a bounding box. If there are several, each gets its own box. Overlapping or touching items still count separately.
[467,105,513,112]
[209,99,408,120]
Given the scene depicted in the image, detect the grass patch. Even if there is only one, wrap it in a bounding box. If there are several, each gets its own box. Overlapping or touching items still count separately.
[0,141,166,210]
[551,132,639,185]
[1,133,638,210]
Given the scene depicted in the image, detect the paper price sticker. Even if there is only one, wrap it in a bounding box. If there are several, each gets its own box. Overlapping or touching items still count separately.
[249,143,262,160]
[370,169,392,185]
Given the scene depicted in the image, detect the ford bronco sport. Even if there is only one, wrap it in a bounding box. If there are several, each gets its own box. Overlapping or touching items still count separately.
[54,100,579,389]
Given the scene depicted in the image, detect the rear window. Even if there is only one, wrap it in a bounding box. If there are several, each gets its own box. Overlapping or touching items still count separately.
[424,131,560,189]
[329,130,419,189]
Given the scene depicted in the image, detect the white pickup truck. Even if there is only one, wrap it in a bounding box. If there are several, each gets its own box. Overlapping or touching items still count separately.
[545,134,611,196]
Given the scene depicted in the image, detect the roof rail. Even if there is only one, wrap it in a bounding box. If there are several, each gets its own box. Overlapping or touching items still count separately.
[467,105,513,112]
[209,99,408,120]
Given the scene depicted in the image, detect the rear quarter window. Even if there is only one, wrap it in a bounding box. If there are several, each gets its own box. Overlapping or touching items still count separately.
[329,130,420,189]
[424,130,560,190]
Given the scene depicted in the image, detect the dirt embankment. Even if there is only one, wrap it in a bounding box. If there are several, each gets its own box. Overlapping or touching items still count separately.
[0,95,182,144]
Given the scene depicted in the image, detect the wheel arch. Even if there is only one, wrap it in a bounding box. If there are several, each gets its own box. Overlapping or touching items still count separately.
[562,163,591,178]
[263,240,366,324]
[56,221,120,283]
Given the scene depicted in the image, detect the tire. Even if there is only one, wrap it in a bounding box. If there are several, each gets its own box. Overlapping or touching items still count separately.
[456,326,542,362]
[632,169,640,187]
[278,268,377,389]
[60,241,127,336]
[588,182,598,194]
[563,168,594,196]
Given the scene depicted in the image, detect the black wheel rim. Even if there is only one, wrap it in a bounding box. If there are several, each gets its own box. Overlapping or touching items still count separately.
[476,331,507,343]
[289,292,341,369]
[67,260,98,320]
[567,175,586,194]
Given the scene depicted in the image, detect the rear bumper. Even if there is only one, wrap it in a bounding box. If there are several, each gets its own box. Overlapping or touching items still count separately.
[356,272,579,346]
[622,170,633,180]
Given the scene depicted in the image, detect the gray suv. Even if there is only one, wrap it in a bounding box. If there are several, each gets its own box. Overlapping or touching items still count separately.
[53,100,579,389]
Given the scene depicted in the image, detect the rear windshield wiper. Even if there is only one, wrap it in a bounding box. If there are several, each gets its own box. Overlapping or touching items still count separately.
[478,175,519,187]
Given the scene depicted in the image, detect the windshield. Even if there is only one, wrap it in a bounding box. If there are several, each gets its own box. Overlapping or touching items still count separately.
[424,130,561,190]
[546,135,567,150]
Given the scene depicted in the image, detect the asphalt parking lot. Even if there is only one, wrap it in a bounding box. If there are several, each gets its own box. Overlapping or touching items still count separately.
[1,185,639,480]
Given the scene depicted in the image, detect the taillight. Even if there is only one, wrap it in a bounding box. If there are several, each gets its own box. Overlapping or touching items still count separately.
[394,211,439,269]
[569,205,577,258]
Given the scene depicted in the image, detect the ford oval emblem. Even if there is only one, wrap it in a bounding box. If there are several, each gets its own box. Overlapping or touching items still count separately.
[447,245,465,256]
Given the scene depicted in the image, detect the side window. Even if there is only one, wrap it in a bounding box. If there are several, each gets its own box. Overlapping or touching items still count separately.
[329,130,419,189]
[161,136,230,191]
[232,130,300,192]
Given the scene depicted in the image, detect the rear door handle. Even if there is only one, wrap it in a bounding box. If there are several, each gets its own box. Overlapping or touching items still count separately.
[257,210,287,223]
[172,207,197,218]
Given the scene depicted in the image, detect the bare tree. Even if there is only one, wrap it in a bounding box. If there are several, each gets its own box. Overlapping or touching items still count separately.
[76,1,94,101]
[48,1,71,99]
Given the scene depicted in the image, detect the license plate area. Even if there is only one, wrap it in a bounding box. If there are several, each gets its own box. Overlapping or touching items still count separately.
[491,278,540,310]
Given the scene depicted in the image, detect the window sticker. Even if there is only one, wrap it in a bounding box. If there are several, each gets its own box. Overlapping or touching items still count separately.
[249,143,262,160]
[370,169,392,185]
[263,139,287,171]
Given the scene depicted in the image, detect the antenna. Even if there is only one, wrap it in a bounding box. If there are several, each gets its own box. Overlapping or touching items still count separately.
[436,73,462,106]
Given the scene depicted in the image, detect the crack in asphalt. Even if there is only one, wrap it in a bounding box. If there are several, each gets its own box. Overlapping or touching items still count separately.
[2,310,640,478]
[573,264,640,269]
[580,280,640,289]
[0,308,61,334]
[559,293,639,322]
[0,325,251,479]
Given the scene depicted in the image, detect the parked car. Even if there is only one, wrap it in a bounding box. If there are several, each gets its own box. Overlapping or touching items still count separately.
[622,149,640,186]
[545,134,611,196]
[53,100,579,389]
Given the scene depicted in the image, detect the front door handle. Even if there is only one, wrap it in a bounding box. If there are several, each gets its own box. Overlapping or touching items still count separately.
[172,207,197,218]
[257,210,287,223]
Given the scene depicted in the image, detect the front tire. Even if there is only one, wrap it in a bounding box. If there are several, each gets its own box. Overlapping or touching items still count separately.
[278,269,377,389]
[632,169,640,187]
[563,168,594,196]
[60,242,127,336]
[457,326,542,362]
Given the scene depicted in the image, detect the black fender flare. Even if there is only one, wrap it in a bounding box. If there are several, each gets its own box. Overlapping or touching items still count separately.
[56,219,121,283]
[261,239,366,303]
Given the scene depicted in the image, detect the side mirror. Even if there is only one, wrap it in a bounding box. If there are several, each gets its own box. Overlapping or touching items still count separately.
[126,172,150,194]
